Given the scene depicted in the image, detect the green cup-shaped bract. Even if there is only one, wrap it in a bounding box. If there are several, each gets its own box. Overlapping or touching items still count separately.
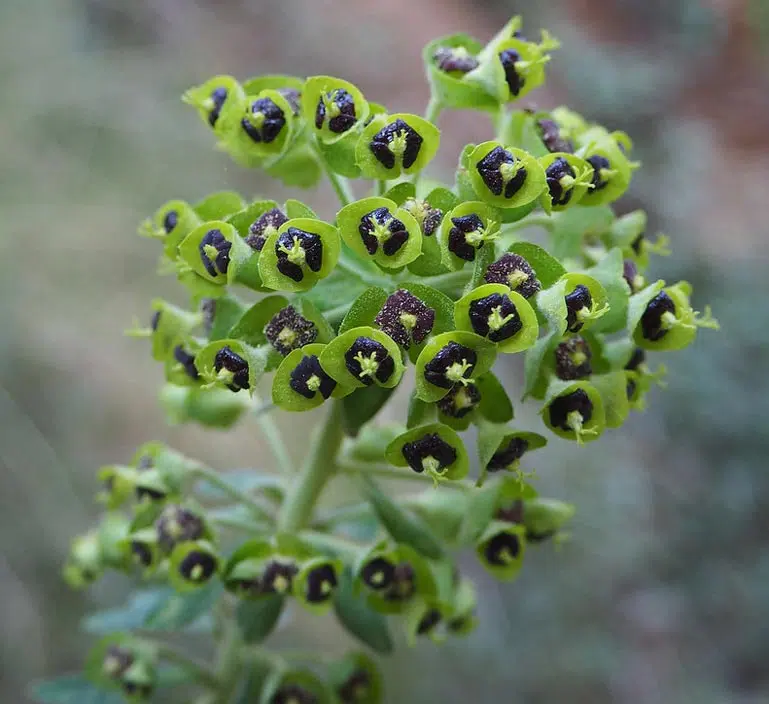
[540,378,605,443]
[292,556,343,615]
[575,133,635,207]
[159,384,251,428]
[538,151,594,214]
[385,422,469,482]
[328,651,384,704]
[302,75,370,145]
[138,199,202,260]
[438,200,500,271]
[475,520,526,581]
[168,540,220,592]
[147,299,201,362]
[260,669,332,704]
[536,272,610,336]
[523,497,575,543]
[194,339,268,395]
[183,75,247,138]
[467,141,547,209]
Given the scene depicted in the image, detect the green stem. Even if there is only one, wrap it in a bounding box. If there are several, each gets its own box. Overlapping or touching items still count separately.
[192,467,275,523]
[313,138,354,206]
[376,179,387,197]
[213,617,242,704]
[154,642,220,692]
[254,401,294,474]
[503,214,554,233]
[277,401,346,532]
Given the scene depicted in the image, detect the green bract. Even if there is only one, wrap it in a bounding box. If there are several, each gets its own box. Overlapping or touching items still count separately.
[541,379,605,444]
[385,423,469,483]
[302,75,369,144]
[467,141,547,209]
[439,200,500,270]
[319,326,405,389]
[475,521,526,581]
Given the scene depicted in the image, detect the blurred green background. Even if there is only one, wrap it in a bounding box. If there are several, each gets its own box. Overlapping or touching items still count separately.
[2,0,768,702]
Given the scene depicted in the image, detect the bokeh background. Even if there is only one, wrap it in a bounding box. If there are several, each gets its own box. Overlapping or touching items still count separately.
[2,0,768,702]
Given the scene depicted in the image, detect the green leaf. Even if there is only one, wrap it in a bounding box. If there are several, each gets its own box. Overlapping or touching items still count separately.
[143,582,221,631]
[507,241,566,289]
[361,476,445,559]
[383,181,416,205]
[585,247,631,334]
[406,390,435,428]
[301,267,369,313]
[475,372,514,423]
[522,330,558,400]
[28,675,122,704]
[194,191,246,221]
[456,478,505,546]
[236,595,285,643]
[338,287,389,335]
[341,385,396,437]
[333,569,394,654]
[82,589,168,634]
[591,372,631,429]
[550,205,614,261]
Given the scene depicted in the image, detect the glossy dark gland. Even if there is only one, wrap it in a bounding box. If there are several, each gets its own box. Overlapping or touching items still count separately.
[437,383,481,419]
[264,305,318,356]
[199,229,231,278]
[275,228,323,282]
[261,560,299,594]
[565,284,593,332]
[625,347,646,371]
[173,345,200,380]
[401,433,457,473]
[488,437,529,471]
[338,670,372,704]
[374,289,435,347]
[548,389,593,431]
[214,346,250,391]
[315,88,357,134]
[416,608,442,635]
[546,157,576,206]
[554,336,592,380]
[361,556,396,590]
[498,48,526,96]
[271,684,318,704]
[433,46,479,73]
[423,341,477,388]
[640,291,676,341]
[448,213,486,261]
[369,118,423,169]
[179,550,217,582]
[131,541,153,568]
[484,252,541,298]
[476,146,527,198]
[587,154,612,191]
[150,310,161,331]
[245,207,288,251]
[468,293,522,342]
[289,355,336,400]
[344,337,395,385]
[484,531,521,566]
[162,210,178,233]
[207,86,227,127]
[382,562,417,602]
[358,207,409,256]
[305,563,338,603]
[241,97,286,144]
[102,645,134,680]
[537,118,574,153]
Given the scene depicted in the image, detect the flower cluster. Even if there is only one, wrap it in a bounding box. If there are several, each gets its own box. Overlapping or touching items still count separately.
[42,14,719,704]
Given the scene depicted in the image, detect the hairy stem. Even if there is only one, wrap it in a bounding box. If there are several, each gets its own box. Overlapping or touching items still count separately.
[277,401,346,532]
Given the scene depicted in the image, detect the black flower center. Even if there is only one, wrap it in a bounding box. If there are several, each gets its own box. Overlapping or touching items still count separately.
[261,560,299,594]
[498,48,526,96]
[565,284,593,333]
[315,88,357,134]
[537,118,574,153]
[436,382,481,419]
[587,155,612,191]
[487,437,529,471]
[131,541,153,567]
[554,336,592,380]
[383,562,417,602]
[546,157,577,206]
[626,377,638,400]
[623,258,642,292]
[156,507,205,554]
[305,563,338,603]
[275,228,323,282]
[374,289,435,348]
[214,346,251,391]
[264,305,318,356]
[484,531,521,566]
[640,291,676,341]
[245,207,288,251]
[369,118,423,170]
[289,355,336,400]
[174,345,200,380]
[401,433,457,475]
[344,337,395,385]
[423,341,477,389]
[241,97,286,144]
[416,608,442,636]
[207,86,227,127]
[271,684,318,704]
[162,210,179,233]
[448,213,492,262]
[468,293,522,342]
[199,228,232,278]
[358,207,409,256]
[476,146,527,199]
[338,670,372,704]
[179,550,218,583]
[361,556,396,590]
[484,253,541,298]
[625,347,646,371]
[548,389,593,432]
[433,46,479,74]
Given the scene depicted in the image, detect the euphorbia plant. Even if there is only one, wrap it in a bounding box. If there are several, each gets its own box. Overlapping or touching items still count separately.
[32,14,718,704]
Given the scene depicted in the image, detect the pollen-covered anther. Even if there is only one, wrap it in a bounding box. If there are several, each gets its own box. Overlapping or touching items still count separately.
[361,556,396,591]
[214,346,250,391]
[484,531,521,566]
[179,550,217,582]
[338,669,372,704]
[498,48,526,96]
[155,506,205,554]
[548,389,594,435]
[275,227,323,282]
[437,383,481,419]
[374,289,435,348]
[358,207,409,256]
[173,345,200,380]
[402,198,443,236]
[289,355,336,400]
[241,97,286,144]
[402,433,457,477]
[369,118,423,169]
[554,336,592,380]
[264,306,318,356]
[305,563,338,603]
[537,118,574,153]
[433,45,479,74]
[587,155,615,191]
[344,337,395,385]
[271,684,318,704]
[640,291,677,341]
[468,293,522,342]
[424,341,477,388]
[245,207,288,251]
[546,157,577,206]
[315,88,357,134]
[484,253,541,298]
[448,213,496,261]
[476,146,527,198]
[199,229,232,277]
[488,437,529,472]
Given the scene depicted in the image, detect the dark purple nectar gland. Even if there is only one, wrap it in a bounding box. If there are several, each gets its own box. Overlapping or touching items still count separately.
[150,310,161,331]
[102,645,135,682]
[173,345,200,380]
[374,289,435,348]
[484,531,521,566]
[344,337,395,386]
[199,228,232,278]
[484,253,541,299]
[587,154,613,191]
[271,685,318,704]
[305,563,338,604]
[264,306,318,356]
[416,608,443,636]
[162,210,179,234]
[448,213,492,262]
[131,541,153,568]
[631,233,645,256]
[289,355,336,400]
[640,291,676,341]
[499,48,526,96]
[369,118,423,170]
[245,207,288,251]
[338,669,372,704]
[401,433,457,475]
[275,228,323,282]
[261,560,299,594]
[476,146,528,199]
[625,347,646,371]
[315,88,357,134]
[155,506,205,554]
[468,293,523,342]
[488,437,529,472]
[383,562,417,602]
[437,383,481,419]
[207,86,227,127]
[361,556,396,591]
[495,499,524,524]
[423,341,478,389]
[548,388,593,433]
[623,258,644,293]
[178,550,218,583]
[565,284,593,333]
[358,207,409,256]
[554,336,592,380]
[214,346,250,391]
[537,118,574,153]
[278,87,301,115]
[546,157,577,206]
[626,377,638,401]
[432,45,479,74]
[240,97,286,144]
